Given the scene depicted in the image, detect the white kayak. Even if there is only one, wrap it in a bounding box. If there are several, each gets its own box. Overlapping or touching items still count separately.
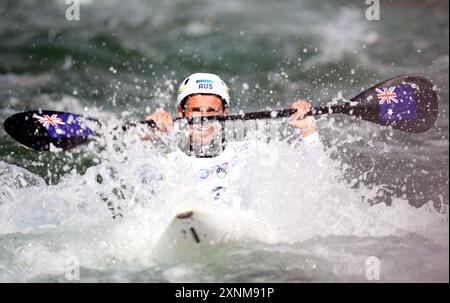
[153,207,273,262]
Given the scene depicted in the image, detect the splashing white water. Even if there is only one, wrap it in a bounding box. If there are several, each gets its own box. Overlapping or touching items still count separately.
[0,118,447,282]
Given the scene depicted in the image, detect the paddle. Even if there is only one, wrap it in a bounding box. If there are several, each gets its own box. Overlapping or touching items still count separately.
[189,75,438,134]
[2,111,98,151]
[2,75,438,151]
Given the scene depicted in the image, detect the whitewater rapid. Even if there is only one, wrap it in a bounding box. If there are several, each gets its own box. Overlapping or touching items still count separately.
[0,0,448,282]
[0,119,448,282]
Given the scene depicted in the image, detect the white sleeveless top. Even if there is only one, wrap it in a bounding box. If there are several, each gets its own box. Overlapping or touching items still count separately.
[139,133,324,205]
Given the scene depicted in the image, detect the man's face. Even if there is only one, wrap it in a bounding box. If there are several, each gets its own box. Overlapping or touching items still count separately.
[177,94,227,145]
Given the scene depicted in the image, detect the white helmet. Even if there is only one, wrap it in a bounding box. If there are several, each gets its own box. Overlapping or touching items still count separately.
[176,73,230,107]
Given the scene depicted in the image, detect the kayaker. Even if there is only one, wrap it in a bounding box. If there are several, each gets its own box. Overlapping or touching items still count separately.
[142,72,320,145]
[140,73,324,203]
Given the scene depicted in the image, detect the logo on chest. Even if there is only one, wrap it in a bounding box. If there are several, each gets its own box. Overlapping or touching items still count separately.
[198,162,229,180]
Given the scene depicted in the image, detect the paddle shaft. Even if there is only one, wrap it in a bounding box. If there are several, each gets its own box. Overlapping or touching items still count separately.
[140,104,351,126]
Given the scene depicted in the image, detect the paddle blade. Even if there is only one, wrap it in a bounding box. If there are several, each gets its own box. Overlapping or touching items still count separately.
[344,75,438,133]
[3,110,94,151]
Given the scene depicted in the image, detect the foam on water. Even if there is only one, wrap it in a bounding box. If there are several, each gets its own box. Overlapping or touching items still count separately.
[0,0,448,282]
[0,118,447,282]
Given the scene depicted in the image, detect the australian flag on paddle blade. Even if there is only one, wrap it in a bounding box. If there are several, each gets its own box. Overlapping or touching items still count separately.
[35,113,93,139]
[378,84,417,122]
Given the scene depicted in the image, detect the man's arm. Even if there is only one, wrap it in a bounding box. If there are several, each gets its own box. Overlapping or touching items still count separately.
[141,111,174,141]
[288,100,317,138]
[287,100,326,159]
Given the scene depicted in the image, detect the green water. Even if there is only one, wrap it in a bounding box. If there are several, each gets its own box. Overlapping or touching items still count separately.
[0,0,448,282]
